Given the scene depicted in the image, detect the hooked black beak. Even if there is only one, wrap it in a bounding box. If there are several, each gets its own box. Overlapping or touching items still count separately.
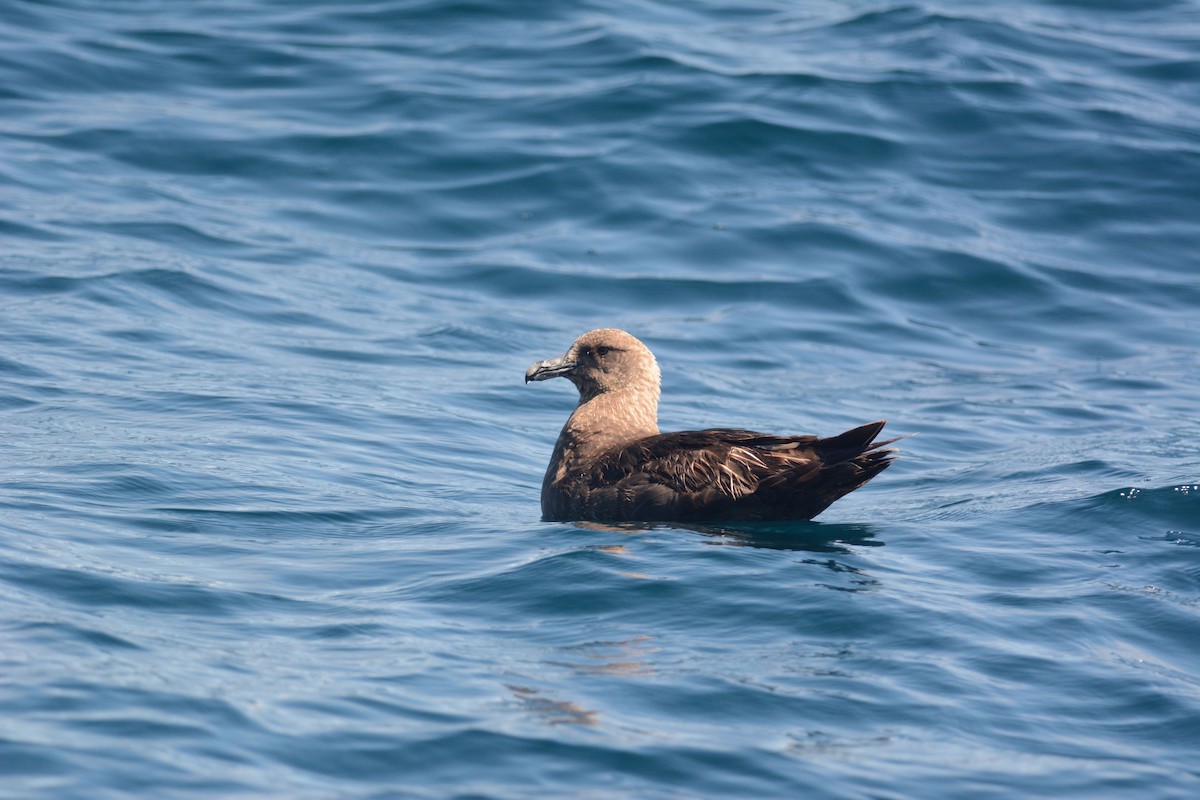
[525,353,576,383]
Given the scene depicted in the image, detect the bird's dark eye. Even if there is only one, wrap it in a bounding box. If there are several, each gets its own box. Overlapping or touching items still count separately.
[595,346,611,357]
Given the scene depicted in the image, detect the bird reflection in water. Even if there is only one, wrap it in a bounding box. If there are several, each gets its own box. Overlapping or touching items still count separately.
[576,519,883,554]
[506,684,598,727]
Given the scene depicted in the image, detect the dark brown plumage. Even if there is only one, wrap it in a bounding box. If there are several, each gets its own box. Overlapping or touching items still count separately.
[525,329,898,522]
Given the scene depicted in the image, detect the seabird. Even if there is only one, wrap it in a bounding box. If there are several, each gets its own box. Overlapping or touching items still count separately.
[525,329,898,522]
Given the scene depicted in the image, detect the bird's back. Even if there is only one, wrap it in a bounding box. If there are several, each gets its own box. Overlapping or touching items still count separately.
[542,420,897,522]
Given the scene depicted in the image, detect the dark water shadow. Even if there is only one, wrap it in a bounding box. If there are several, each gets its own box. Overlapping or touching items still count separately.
[576,520,883,553]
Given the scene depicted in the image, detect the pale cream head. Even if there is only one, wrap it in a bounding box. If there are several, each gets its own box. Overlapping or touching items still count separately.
[526,328,661,404]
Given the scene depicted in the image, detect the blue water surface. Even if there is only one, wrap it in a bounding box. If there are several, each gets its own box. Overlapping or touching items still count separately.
[2,1,1199,797]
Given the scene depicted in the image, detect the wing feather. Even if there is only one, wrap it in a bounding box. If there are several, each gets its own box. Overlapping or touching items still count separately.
[592,430,819,498]
[559,423,896,522]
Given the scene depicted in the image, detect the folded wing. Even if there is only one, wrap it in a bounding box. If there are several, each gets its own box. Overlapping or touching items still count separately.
[564,420,897,522]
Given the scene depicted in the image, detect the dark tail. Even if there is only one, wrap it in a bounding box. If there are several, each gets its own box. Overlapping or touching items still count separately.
[802,420,901,519]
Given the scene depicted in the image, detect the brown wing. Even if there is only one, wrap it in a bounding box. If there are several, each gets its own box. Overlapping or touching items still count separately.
[595,429,817,492]
[574,421,896,522]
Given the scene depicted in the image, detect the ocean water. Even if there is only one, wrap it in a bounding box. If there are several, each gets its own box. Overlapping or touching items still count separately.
[2,0,1198,797]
